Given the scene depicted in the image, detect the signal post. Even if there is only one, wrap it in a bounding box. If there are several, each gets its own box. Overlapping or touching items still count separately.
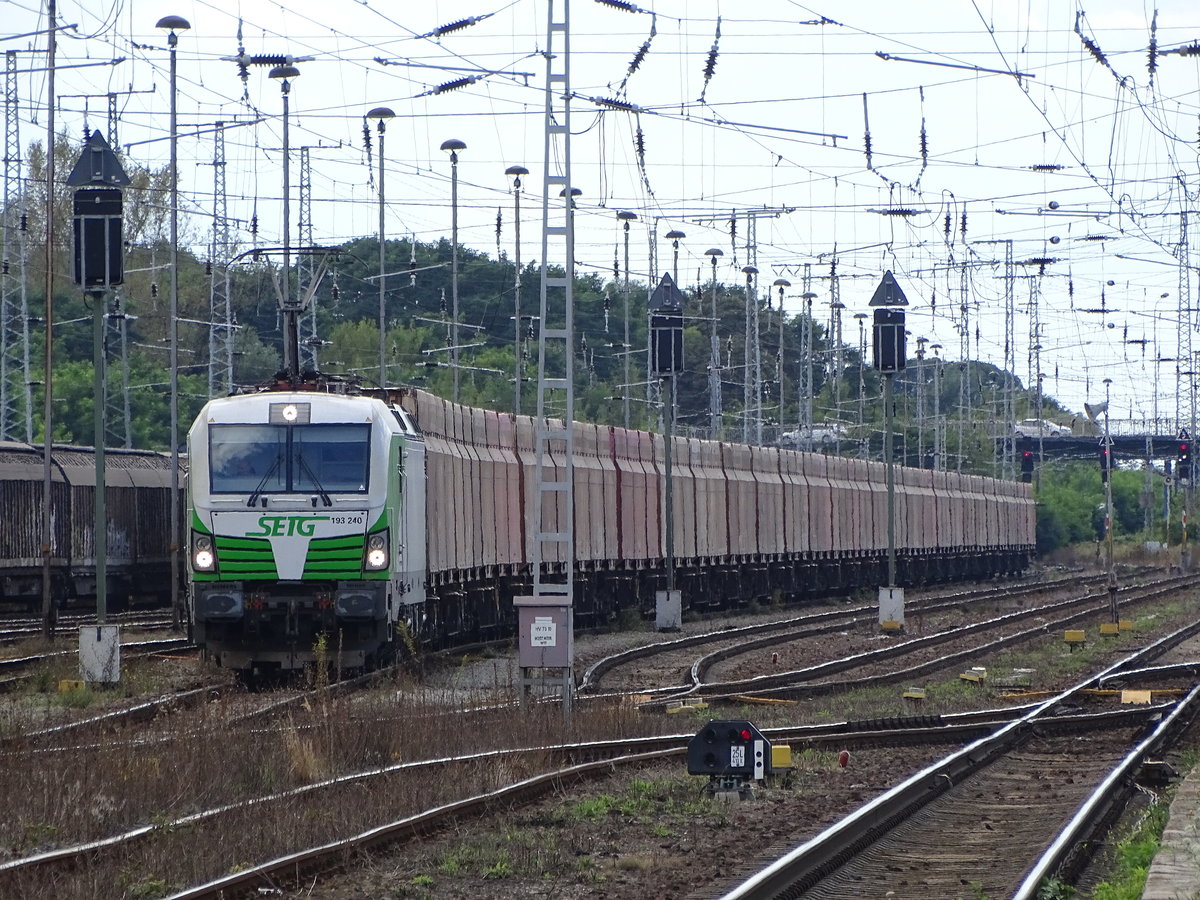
[871,272,908,630]
[1180,436,1192,569]
[68,131,130,684]
[650,273,685,631]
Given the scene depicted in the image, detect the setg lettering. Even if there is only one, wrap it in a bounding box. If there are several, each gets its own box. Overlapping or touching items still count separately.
[247,515,331,537]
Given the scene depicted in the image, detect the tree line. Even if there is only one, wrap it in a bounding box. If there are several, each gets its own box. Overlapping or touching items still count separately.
[5,132,1165,554]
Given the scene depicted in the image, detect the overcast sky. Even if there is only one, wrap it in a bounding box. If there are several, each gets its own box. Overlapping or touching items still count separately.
[7,0,1200,424]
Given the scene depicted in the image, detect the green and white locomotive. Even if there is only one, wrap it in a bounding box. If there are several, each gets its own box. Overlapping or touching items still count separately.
[187,388,426,676]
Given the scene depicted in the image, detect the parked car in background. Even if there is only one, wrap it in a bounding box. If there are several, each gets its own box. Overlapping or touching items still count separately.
[1014,418,1072,437]
[781,424,849,447]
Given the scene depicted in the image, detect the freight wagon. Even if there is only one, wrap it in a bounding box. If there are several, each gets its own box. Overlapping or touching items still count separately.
[0,443,181,611]
[186,384,1035,677]
[401,390,1032,644]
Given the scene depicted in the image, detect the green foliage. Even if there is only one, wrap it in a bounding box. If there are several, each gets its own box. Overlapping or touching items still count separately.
[123,876,171,900]
[1035,877,1076,898]
[438,846,478,876]
[571,795,616,820]
[616,779,658,817]
[483,857,514,879]
[59,684,94,709]
[1033,462,1152,555]
[1035,463,1105,552]
[1089,803,1169,900]
[3,139,1094,464]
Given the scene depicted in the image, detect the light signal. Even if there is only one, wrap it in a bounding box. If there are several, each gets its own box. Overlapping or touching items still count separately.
[1021,451,1034,483]
[687,720,770,780]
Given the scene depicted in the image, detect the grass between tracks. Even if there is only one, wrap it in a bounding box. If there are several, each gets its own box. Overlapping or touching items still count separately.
[1069,748,1200,900]
[0,648,666,898]
[0,583,1195,897]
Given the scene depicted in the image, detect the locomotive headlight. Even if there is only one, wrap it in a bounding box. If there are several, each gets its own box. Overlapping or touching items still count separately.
[365,531,389,571]
[192,533,216,572]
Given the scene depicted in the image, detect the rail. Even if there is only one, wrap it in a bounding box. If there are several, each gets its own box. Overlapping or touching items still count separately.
[717,611,1200,899]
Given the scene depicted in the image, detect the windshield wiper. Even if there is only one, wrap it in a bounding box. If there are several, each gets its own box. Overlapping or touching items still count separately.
[297,454,333,507]
[246,455,283,507]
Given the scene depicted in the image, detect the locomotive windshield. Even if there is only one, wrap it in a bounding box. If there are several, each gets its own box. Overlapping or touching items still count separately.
[209,423,371,494]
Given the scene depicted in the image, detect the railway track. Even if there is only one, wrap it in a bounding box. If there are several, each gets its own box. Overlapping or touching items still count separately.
[579,571,1134,697]
[0,610,179,645]
[0,570,1191,898]
[698,573,1199,701]
[5,634,1192,898]
[577,573,1196,711]
[0,637,193,692]
[46,694,1172,898]
[718,624,1200,899]
[0,664,406,755]
[0,703,1163,899]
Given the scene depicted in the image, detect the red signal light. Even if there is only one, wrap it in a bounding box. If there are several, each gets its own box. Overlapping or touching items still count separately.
[739,728,752,741]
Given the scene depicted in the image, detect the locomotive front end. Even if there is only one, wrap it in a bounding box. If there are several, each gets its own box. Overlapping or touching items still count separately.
[187,392,423,676]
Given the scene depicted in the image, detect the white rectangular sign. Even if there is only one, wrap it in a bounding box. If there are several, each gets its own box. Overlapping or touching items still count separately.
[531,616,557,647]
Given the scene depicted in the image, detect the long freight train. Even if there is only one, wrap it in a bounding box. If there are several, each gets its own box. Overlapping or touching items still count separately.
[186,384,1035,676]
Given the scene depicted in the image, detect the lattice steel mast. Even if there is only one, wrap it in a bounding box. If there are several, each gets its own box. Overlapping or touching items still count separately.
[645,221,659,426]
[957,263,970,472]
[298,145,318,372]
[208,121,234,397]
[1003,240,1015,480]
[799,263,813,448]
[1,50,32,441]
[530,0,576,704]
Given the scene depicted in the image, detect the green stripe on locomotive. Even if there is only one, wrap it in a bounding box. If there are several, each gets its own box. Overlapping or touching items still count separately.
[191,515,392,581]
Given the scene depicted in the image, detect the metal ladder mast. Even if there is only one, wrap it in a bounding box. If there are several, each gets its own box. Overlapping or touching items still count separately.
[1002,240,1015,480]
[208,122,234,398]
[1179,212,1194,440]
[100,88,135,446]
[957,263,970,472]
[99,87,135,445]
[298,145,317,372]
[1179,211,1195,552]
[707,251,721,439]
[645,222,659,426]
[742,216,761,444]
[829,270,843,444]
[1029,277,1043,487]
[799,263,813,446]
[532,0,576,611]
[1,50,31,442]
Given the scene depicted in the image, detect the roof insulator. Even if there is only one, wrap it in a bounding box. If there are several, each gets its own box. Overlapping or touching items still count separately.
[627,18,656,77]
[594,96,639,112]
[596,0,645,11]
[424,76,478,96]
[432,16,487,37]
